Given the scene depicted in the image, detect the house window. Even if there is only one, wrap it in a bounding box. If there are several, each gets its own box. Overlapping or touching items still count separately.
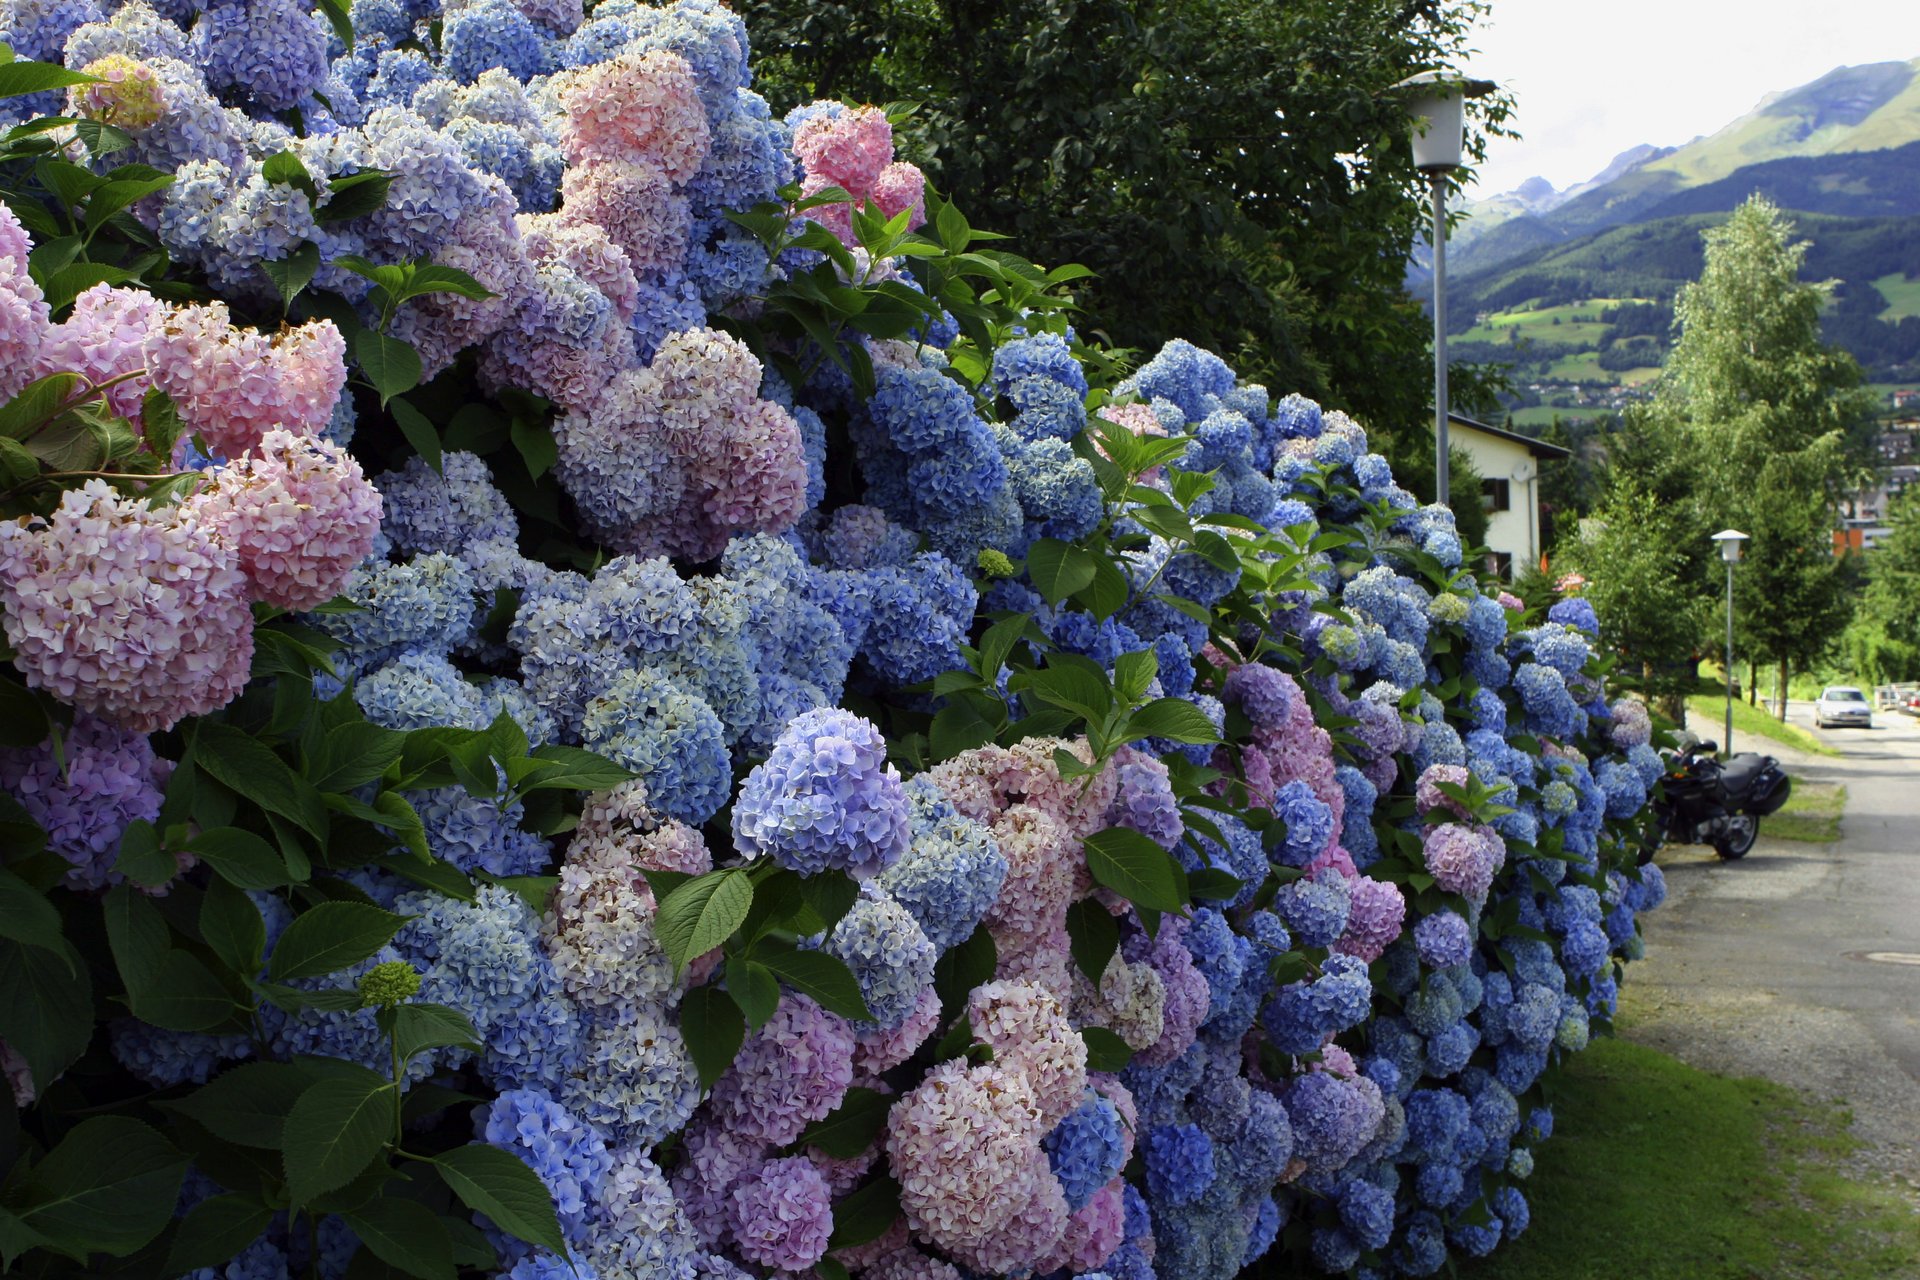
[1482,478,1511,513]
[1488,551,1514,578]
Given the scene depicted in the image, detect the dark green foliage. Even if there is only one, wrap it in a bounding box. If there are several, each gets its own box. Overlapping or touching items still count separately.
[739,0,1513,445]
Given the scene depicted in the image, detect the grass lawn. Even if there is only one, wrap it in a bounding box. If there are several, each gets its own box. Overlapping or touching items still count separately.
[1461,1033,1920,1280]
[1460,299,1630,347]
[1685,694,1836,757]
[1766,781,1845,842]
[1872,271,1920,321]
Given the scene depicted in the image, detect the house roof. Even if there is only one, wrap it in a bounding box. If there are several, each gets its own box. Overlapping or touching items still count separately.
[1445,412,1573,460]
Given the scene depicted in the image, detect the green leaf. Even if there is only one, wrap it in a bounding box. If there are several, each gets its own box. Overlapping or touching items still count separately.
[932,924,996,1020]
[1123,697,1222,745]
[653,869,754,970]
[795,1086,892,1158]
[1014,657,1113,725]
[82,174,171,235]
[261,242,320,311]
[432,1143,568,1258]
[679,982,746,1089]
[37,260,135,312]
[1083,827,1189,913]
[1026,537,1098,605]
[0,59,96,100]
[0,674,50,748]
[201,875,267,975]
[391,1002,481,1064]
[386,394,439,467]
[137,951,240,1032]
[928,696,1000,761]
[164,1062,312,1149]
[816,1260,852,1280]
[1185,867,1245,902]
[1079,1025,1132,1072]
[102,879,169,993]
[370,791,432,862]
[306,720,406,793]
[1073,551,1132,621]
[340,1198,455,1280]
[312,0,352,48]
[1064,897,1119,985]
[0,868,65,959]
[794,870,859,935]
[282,1071,395,1205]
[113,817,178,888]
[394,264,494,304]
[355,331,422,406]
[510,415,556,481]
[826,1175,900,1250]
[724,955,780,1031]
[194,722,328,838]
[316,170,392,222]
[0,935,91,1090]
[1112,649,1159,707]
[506,744,633,794]
[2,373,90,437]
[754,942,872,1021]
[165,1195,275,1276]
[261,149,317,198]
[14,1117,185,1260]
[188,827,293,890]
[268,901,412,982]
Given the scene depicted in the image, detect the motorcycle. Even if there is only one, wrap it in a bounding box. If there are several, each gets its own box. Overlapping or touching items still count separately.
[1639,733,1793,862]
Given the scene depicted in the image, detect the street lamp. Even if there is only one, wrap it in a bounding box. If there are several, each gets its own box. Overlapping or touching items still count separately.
[1711,529,1749,753]
[1395,71,1497,509]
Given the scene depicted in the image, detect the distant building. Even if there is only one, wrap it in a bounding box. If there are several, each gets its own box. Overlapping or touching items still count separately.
[1443,413,1572,579]
[1891,389,1920,411]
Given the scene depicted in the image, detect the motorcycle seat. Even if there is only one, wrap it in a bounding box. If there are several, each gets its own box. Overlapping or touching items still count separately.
[1717,754,1767,792]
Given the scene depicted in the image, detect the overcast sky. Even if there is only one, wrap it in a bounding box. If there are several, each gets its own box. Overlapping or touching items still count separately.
[1458,0,1919,195]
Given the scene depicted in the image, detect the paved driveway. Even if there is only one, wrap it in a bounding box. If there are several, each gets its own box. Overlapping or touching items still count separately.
[1625,700,1920,1188]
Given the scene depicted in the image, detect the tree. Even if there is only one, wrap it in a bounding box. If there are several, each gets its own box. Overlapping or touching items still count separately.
[1842,487,1920,683]
[1558,478,1703,719]
[738,0,1512,453]
[1652,196,1874,716]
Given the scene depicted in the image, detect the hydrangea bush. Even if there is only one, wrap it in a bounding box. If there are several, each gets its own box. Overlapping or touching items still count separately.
[0,7,1664,1280]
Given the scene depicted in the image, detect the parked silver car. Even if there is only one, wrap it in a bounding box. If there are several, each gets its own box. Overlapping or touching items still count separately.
[1814,686,1873,729]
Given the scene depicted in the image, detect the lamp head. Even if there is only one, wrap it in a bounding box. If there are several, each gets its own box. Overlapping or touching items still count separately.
[1393,71,1497,173]
[1710,528,1749,563]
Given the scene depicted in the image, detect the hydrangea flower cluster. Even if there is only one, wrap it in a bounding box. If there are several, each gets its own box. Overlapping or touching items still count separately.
[1,4,1672,1276]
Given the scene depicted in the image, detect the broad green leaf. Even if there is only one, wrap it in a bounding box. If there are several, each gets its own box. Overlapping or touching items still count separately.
[395,264,494,304]
[188,827,293,890]
[928,695,1000,762]
[316,169,392,222]
[355,331,422,406]
[932,924,996,1021]
[306,720,407,793]
[82,174,171,235]
[1073,551,1132,621]
[0,373,81,439]
[1185,866,1245,902]
[826,1175,900,1250]
[261,149,317,198]
[391,1002,481,1064]
[1013,657,1112,725]
[506,744,633,794]
[795,1086,892,1158]
[370,790,432,861]
[194,722,328,838]
[1079,1025,1132,1072]
[724,955,780,1031]
[165,1194,275,1276]
[386,393,438,466]
[281,1070,395,1205]
[1083,827,1189,913]
[1064,897,1119,985]
[431,1143,567,1259]
[754,942,872,1021]
[0,674,49,749]
[1026,537,1097,605]
[0,936,92,1089]
[0,59,96,100]
[261,241,320,311]
[134,952,242,1032]
[200,875,266,975]
[510,415,556,480]
[653,869,753,970]
[267,901,411,982]
[164,1061,312,1149]
[679,982,746,1089]
[340,1197,454,1280]
[15,1117,185,1259]
[113,816,177,888]
[1123,697,1222,745]
[1112,648,1159,707]
[0,869,65,960]
[793,870,859,935]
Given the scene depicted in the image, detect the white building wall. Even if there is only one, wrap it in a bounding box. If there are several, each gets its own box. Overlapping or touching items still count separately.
[1453,427,1542,575]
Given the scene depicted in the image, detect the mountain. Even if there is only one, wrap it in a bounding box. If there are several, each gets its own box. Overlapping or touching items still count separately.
[1442,57,1920,282]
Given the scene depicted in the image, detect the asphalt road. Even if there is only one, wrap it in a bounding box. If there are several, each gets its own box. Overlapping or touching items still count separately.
[1625,700,1920,1188]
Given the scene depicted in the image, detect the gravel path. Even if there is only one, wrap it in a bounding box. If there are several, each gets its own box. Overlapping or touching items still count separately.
[1624,702,1920,1196]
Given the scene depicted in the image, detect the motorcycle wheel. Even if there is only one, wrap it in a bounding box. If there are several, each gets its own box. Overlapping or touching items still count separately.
[1715,815,1758,860]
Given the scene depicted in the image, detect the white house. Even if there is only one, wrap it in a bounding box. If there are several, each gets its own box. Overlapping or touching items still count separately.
[1445,413,1571,579]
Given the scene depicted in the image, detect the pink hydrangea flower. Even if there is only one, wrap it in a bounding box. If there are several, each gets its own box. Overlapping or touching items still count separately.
[1414,763,1474,819]
[870,160,927,231]
[190,428,383,609]
[144,302,346,460]
[982,804,1075,943]
[886,1059,1046,1251]
[946,1152,1069,1276]
[853,985,941,1081]
[708,994,856,1145]
[0,481,253,732]
[32,284,158,419]
[1051,1176,1127,1273]
[1333,875,1407,963]
[965,979,1088,1127]
[727,1155,833,1272]
[560,158,692,277]
[1,206,51,400]
[557,49,709,180]
[793,104,894,197]
[1422,822,1506,904]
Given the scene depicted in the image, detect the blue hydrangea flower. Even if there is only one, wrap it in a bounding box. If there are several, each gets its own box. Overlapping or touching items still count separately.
[877,775,1007,950]
[1145,1122,1217,1207]
[579,668,731,823]
[732,707,909,878]
[1045,1090,1127,1210]
[815,882,936,1028]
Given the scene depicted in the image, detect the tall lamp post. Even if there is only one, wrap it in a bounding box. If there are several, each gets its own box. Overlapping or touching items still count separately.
[1396,71,1497,508]
[1710,529,1749,752]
